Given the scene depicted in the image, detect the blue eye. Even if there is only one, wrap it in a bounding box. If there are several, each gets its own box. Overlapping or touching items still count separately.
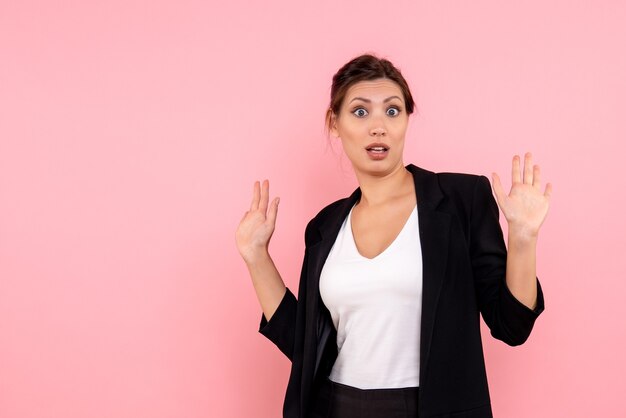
[353,108,368,117]
[387,107,400,116]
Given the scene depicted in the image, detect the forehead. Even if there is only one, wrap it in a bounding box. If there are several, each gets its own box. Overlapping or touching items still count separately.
[344,79,404,101]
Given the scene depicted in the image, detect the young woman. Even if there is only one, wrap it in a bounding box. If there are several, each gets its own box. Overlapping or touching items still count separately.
[236,54,552,418]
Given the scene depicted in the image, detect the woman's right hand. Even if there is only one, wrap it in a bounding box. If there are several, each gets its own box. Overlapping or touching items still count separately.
[236,180,280,264]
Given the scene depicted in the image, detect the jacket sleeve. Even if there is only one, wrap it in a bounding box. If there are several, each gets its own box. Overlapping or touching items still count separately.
[470,175,545,346]
[257,217,317,361]
[258,285,298,361]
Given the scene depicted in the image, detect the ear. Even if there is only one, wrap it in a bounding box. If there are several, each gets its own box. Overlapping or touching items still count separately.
[329,112,339,138]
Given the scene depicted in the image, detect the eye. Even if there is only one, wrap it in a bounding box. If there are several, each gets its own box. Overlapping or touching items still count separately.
[387,106,401,117]
[352,107,368,117]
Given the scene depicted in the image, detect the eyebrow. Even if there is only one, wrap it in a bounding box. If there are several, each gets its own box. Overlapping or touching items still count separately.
[348,95,403,104]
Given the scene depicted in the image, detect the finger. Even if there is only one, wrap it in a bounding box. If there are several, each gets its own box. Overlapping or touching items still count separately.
[491,172,506,206]
[512,155,522,184]
[266,197,280,227]
[523,152,533,185]
[259,179,269,214]
[250,181,260,211]
[533,165,541,189]
[544,182,553,200]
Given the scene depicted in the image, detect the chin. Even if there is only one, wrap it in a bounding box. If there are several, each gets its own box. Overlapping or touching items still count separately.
[352,159,399,177]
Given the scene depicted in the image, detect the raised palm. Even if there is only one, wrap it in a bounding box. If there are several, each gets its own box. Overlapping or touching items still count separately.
[236,180,280,263]
[491,152,553,238]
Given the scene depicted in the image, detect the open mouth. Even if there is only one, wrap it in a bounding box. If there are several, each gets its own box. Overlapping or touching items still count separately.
[365,143,389,160]
[366,146,389,153]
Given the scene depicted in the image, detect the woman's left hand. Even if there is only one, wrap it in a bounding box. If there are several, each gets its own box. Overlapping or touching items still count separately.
[491,152,553,239]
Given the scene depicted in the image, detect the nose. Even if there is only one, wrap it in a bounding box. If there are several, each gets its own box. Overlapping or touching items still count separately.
[370,126,386,137]
[369,110,387,136]
[369,109,388,136]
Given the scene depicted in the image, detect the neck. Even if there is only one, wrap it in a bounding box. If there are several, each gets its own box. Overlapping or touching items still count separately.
[354,162,414,208]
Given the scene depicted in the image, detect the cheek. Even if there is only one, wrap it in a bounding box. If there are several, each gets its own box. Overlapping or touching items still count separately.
[339,124,361,143]
[391,124,408,139]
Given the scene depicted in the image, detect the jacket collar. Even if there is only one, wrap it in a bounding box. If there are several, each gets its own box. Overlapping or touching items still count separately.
[313,164,444,243]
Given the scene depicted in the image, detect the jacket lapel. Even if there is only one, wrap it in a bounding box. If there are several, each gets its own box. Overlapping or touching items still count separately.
[409,164,451,385]
[305,164,451,387]
[305,188,360,382]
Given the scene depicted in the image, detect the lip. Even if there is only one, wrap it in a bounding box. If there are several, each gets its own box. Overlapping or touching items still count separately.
[365,142,390,161]
[365,142,390,150]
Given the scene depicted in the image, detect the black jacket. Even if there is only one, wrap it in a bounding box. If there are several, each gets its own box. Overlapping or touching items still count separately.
[258,163,545,417]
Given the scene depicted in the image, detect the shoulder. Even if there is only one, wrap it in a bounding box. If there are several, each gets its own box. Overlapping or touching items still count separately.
[405,164,494,218]
[436,171,489,197]
[433,171,497,226]
[303,196,351,243]
[406,163,489,200]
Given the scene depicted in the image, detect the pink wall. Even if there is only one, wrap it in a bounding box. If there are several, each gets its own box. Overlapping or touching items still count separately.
[1,1,624,417]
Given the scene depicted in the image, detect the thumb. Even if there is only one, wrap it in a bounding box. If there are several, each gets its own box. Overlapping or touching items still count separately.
[266,197,280,227]
[491,173,506,207]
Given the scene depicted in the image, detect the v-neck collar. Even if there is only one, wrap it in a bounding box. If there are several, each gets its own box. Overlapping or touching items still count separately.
[346,203,418,261]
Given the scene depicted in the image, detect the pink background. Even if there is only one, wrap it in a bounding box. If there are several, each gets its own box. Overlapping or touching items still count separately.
[1,1,625,417]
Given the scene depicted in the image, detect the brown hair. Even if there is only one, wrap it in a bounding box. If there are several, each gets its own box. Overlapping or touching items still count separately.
[324,53,417,138]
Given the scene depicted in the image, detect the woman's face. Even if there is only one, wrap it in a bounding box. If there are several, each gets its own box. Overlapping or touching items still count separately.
[330,78,409,178]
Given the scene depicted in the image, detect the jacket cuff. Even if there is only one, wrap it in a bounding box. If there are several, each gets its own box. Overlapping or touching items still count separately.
[502,276,545,318]
[258,287,297,336]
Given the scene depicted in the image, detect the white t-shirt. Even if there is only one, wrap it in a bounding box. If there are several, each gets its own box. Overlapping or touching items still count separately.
[319,202,423,389]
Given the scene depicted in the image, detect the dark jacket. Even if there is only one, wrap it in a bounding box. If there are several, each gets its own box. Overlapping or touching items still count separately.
[258,163,545,418]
